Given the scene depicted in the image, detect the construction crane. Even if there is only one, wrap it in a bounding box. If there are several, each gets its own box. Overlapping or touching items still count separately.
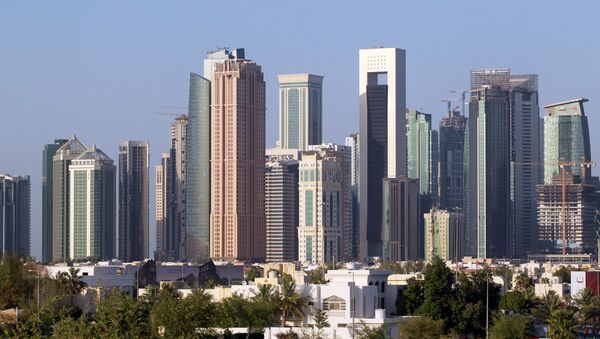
[515,159,596,255]
[153,112,186,117]
[440,99,460,117]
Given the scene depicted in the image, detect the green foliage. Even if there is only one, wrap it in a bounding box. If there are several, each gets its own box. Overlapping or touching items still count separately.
[398,316,444,339]
[379,260,425,274]
[500,289,537,314]
[244,267,260,282]
[513,273,533,291]
[94,288,151,338]
[0,254,36,309]
[417,257,454,329]
[547,309,577,339]
[396,276,424,315]
[553,266,572,283]
[279,279,310,326]
[577,293,600,336]
[306,267,328,284]
[312,308,329,330]
[50,314,93,338]
[356,322,387,339]
[489,313,534,339]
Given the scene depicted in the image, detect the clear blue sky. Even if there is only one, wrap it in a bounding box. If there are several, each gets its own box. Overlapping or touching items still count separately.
[1,1,599,260]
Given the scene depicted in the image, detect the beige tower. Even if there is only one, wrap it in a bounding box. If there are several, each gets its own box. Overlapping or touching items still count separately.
[210,58,266,262]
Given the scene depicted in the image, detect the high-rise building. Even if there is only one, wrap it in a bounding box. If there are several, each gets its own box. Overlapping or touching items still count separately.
[359,47,406,259]
[424,208,463,262]
[210,57,266,262]
[277,74,324,150]
[170,115,188,260]
[298,145,352,264]
[52,136,87,262]
[266,147,302,161]
[438,110,466,211]
[510,75,541,256]
[465,71,511,258]
[42,139,67,262]
[0,174,30,256]
[407,109,435,197]
[537,174,598,253]
[185,73,211,263]
[543,99,591,183]
[118,140,149,261]
[265,158,299,262]
[155,153,172,260]
[345,133,360,259]
[381,176,420,261]
[203,48,245,80]
[69,146,116,260]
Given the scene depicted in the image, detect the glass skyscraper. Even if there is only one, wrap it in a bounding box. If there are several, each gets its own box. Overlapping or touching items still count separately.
[118,140,149,261]
[0,174,30,256]
[543,98,591,183]
[406,109,436,198]
[185,73,211,263]
[278,74,323,151]
[466,83,511,258]
[42,138,67,263]
[439,110,466,211]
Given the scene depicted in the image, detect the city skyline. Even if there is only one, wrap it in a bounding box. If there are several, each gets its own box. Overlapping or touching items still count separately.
[2,2,600,259]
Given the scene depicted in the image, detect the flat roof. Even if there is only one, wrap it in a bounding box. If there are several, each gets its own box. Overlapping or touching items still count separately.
[543,98,589,109]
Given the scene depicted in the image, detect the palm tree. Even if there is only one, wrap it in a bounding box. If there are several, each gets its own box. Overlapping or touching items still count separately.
[279,279,310,327]
[578,295,600,338]
[541,290,561,314]
[55,268,88,306]
[252,284,278,304]
[514,273,532,291]
[547,309,577,339]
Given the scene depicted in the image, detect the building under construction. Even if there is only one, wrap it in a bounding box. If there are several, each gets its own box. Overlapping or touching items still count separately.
[537,174,599,253]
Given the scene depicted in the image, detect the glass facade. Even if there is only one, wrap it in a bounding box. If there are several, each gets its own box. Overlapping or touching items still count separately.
[42,139,67,263]
[185,73,211,263]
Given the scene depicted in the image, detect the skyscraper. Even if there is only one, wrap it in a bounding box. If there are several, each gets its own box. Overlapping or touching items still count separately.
[359,47,406,259]
[265,158,299,262]
[345,133,360,259]
[155,153,172,260]
[203,48,245,80]
[210,57,266,262]
[406,109,436,199]
[381,176,419,261]
[185,73,211,263]
[118,140,149,261]
[52,136,86,262]
[298,145,352,264]
[543,98,591,183]
[42,139,67,262]
[0,174,30,256]
[170,115,188,260]
[69,146,116,260]
[510,75,541,255]
[438,110,466,210]
[465,72,511,258]
[278,74,324,150]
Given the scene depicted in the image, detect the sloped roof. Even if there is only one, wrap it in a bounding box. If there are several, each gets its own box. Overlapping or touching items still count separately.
[56,135,87,154]
[74,145,113,162]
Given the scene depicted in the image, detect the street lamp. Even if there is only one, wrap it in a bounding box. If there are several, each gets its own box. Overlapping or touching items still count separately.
[349,271,355,339]
[28,268,40,309]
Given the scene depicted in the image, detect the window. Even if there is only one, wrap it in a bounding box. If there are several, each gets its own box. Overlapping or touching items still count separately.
[323,296,346,311]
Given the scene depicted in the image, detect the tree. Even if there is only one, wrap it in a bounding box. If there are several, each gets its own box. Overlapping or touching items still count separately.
[306,267,328,284]
[94,288,150,338]
[554,266,572,283]
[279,279,310,327]
[489,313,534,339]
[577,295,600,337]
[396,276,424,315]
[418,257,454,329]
[500,289,537,314]
[252,284,278,304]
[513,273,533,291]
[398,316,444,339]
[244,267,260,282]
[55,268,88,307]
[356,322,387,339]
[0,254,36,309]
[537,290,561,321]
[312,308,329,339]
[547,309,577,339]
[451,269,501,337]
[51,314,93,338]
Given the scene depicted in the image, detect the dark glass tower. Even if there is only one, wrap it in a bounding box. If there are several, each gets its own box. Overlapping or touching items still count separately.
[42,139,67,263]
[439,111,466,211]
[466,85,511,258]
[0,174,30,256]
[118,140,149,261]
